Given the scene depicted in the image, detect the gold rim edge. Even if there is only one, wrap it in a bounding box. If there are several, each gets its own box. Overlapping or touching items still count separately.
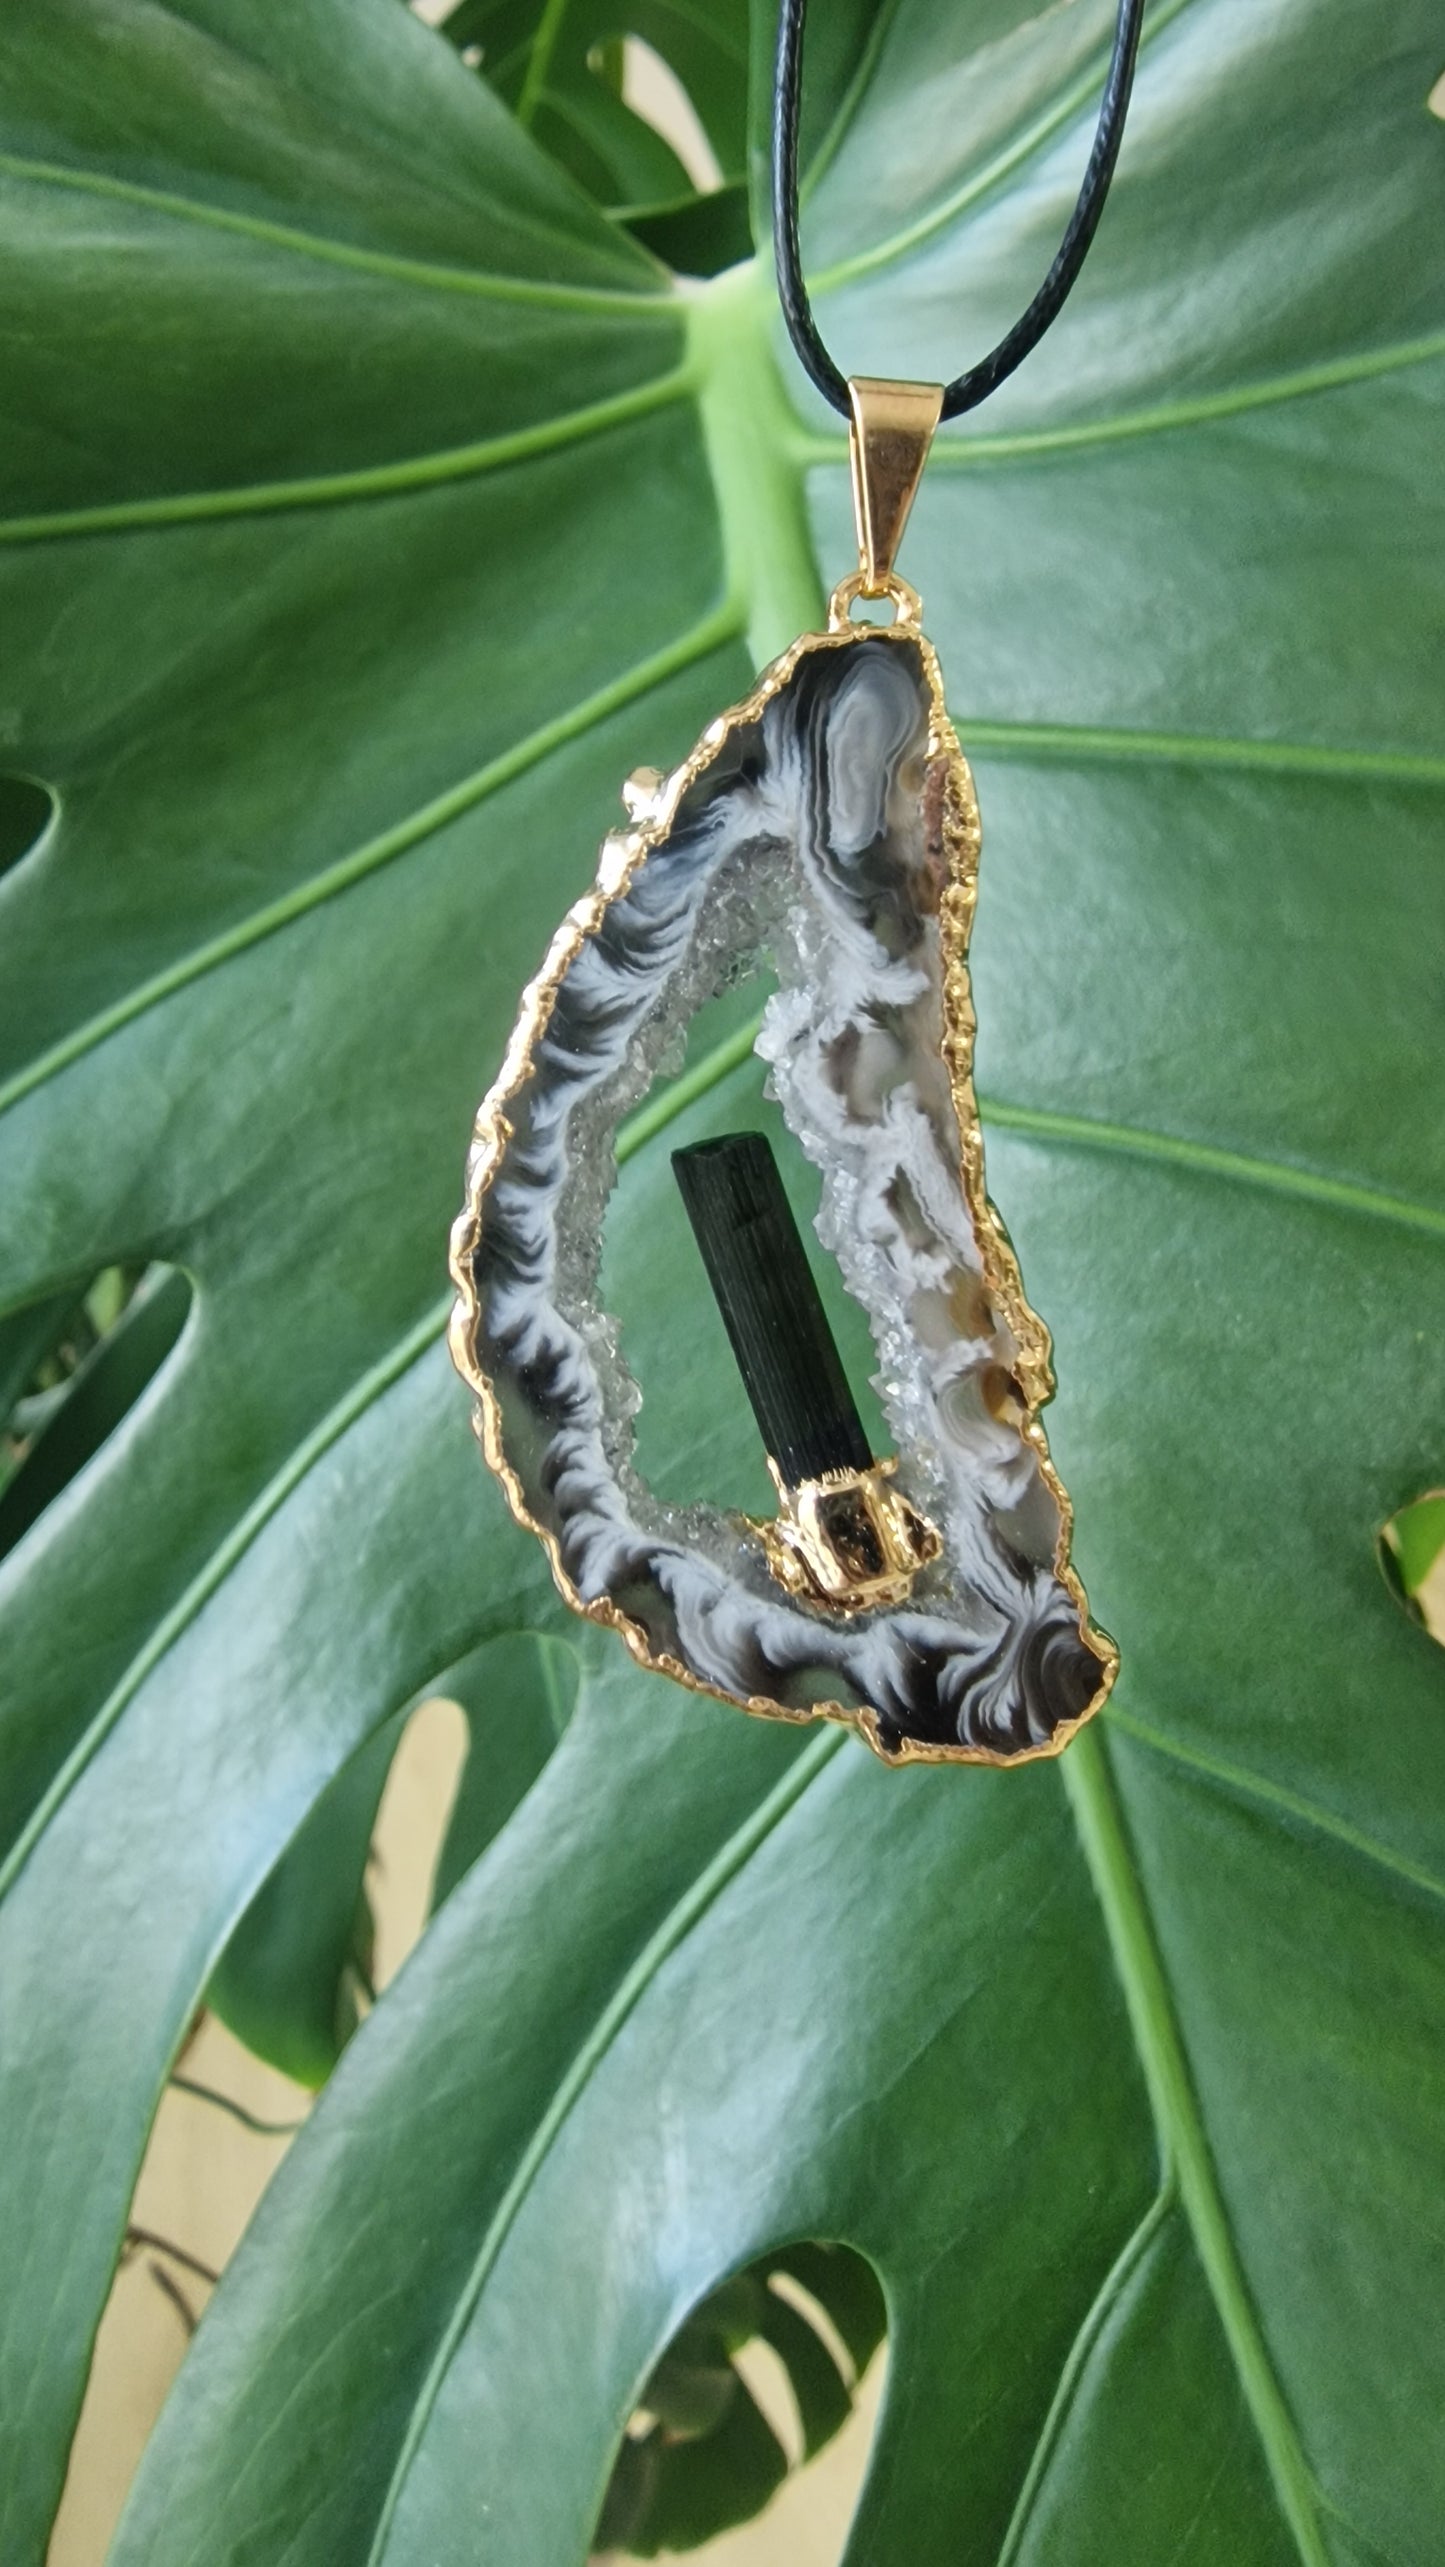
[447,600,1118,1769]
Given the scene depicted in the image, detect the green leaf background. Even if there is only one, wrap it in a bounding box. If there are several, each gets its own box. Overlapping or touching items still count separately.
[2,0,1443,2559]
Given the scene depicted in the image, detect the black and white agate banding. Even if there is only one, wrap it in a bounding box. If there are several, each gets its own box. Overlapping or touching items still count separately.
[449,624,1114,1762]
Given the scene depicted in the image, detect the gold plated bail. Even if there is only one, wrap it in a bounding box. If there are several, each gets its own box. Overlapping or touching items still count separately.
[847,376,944,593]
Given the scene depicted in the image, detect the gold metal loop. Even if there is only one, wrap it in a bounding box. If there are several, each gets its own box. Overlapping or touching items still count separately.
[847,375,943,592]
[754,1456,942,1616]
[827,569,924,631]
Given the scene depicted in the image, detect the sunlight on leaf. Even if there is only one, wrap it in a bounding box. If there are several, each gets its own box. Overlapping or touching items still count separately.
[624,36,725,194]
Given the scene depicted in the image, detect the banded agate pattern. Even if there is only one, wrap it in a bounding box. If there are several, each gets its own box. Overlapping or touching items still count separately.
[452,631,1112,1761]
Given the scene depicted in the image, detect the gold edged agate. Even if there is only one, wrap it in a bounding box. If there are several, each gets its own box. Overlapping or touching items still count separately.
[448,571,1116,1768]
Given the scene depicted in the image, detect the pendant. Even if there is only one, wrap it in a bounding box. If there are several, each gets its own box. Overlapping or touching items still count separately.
[450,378,1115,1764]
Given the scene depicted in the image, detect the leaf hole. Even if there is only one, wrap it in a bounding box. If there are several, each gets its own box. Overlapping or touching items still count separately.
[1378,1488,1445,1645]
[1428,69,1445,118]
[622,38,724,194]
[208,1706,414,2084]
[420,1628,581,1912]
[208,1628,578,2084]
[50,2010,312,2564]
[595,2242,887,2558]
[0,772,56,880]
[766,2265,857,2389]
[0,1263,193,1560]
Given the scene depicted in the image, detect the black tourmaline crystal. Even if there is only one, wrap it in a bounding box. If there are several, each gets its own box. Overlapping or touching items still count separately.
[672,1132,873,1490]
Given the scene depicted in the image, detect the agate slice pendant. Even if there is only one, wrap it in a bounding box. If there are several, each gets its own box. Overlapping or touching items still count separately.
[449,378,1116,1764]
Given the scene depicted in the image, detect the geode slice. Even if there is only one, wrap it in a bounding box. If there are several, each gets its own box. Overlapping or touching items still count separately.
[449,623,1114,1763]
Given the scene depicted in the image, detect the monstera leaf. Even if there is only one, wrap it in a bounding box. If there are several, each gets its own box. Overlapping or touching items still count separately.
[436,0,745,210]
[2,2,1444,2561]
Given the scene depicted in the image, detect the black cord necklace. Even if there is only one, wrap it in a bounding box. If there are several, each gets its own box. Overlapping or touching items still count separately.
[452,12,1135,1767]
[773,0,1146,420]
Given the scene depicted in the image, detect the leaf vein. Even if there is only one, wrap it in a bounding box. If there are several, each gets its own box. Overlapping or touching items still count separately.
[977,1095,1445,1242]
[792,333,1445,466]
[570,999,1445,1244]
[1104,1706,1445,1910]
[994,2181,1177,2567]
[954,718,1445,788]
[0,367,695,546]
[809,0,1198,292]
[0,602,743,1123]
[0,151,674,314]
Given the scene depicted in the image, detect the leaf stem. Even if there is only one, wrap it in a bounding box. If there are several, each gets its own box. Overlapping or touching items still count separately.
[686,263,823,668]
[517,0,572,128]
[124,2227,221,2289]
[1062,1727,1331,2567]
[167,2073,305,2137]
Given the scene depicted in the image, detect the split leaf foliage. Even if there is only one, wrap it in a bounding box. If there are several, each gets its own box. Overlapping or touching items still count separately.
[1,1,1444,2561]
